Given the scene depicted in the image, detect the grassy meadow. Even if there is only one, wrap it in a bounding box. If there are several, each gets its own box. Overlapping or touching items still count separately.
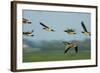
[23,51,90,62]
[23,39,91,62]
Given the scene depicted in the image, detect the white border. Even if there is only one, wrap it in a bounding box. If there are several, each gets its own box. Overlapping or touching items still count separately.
[17,3,96,69]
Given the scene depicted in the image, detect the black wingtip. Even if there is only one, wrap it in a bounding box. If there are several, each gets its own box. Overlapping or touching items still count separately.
[81,21,84,25]
[40,22,43,24]
[64,50,67,54]
[75,46,78,53]
[40,22,45,26]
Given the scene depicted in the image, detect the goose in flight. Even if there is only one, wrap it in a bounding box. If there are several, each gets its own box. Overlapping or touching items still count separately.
[40,22,55,32]
[23,18,32,24]
[23,30,34,36]
[64,28,76,35]
[81,21,90,36]
[63,41,78,54]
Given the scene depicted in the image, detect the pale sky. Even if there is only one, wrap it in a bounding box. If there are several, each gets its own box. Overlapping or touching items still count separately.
[22,10,91,42]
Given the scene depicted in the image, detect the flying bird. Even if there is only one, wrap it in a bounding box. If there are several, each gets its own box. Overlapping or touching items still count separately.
[81,21,90,36]
[40,22,55,32]
[23,18,32,24]
[63,41,78,54]
[23,30,34,36]
[64,28,76,35]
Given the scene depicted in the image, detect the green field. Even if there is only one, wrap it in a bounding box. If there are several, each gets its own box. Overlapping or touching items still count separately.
[23,51,91,62]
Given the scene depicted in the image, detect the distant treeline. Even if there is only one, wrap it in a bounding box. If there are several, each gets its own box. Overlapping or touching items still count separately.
[23,39,91,54]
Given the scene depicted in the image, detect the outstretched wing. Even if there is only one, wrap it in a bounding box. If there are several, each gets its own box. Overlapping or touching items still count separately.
[27,21,32,24]
[23,30,33,34]
[81,21,88,32]
[64,47,71,54]
[23,18,28,21]
[63,41,71,45]
[68,29,75,32]
[75,46,78,53]
[23,18,32,24]
[40,22,49,28]
[23,32,30,34]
